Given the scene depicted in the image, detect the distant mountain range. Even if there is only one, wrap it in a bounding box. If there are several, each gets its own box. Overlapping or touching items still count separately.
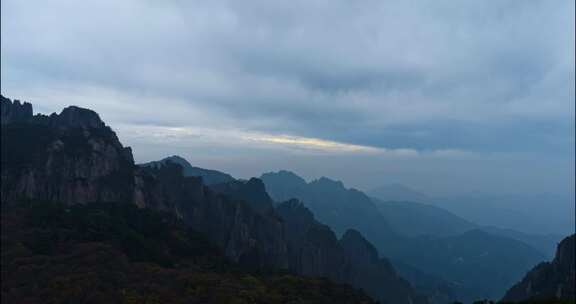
[368,197,561,258]
[370,197,476,237]
[369,184,567,257]
[370,183,574,237]
[1,95,425,304]
[369,183,431,203]
[261,170,397,240]
[2,94,573,304]
[261,170,548,303]
[432,193,575,237]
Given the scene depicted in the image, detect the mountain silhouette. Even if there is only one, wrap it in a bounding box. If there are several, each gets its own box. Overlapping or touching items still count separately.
[0,94,426,304]
[140,155,235,185]
[261,170,546,303]
[502,234,575,302]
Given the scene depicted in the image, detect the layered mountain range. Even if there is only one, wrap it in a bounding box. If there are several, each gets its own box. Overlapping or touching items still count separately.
[260,171,548,303]
[371,184,575,238]
[369,197,561,259]
[2,94,573,304]
[141,156,426,303]
[0,95,424,304]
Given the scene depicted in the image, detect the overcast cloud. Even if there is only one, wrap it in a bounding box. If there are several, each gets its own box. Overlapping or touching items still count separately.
[1,0,574,196]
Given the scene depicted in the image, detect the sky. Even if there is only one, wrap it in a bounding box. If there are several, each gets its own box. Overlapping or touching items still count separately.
[1,0,574,197]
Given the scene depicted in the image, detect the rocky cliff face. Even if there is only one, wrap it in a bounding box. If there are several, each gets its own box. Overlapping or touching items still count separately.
[1,95,428,303]
[1,95,135,205]
[502,234,575,302]
[261,171,397,245]
[262,170,546,303]
[276,200,427,304]
[209,178,275,214]
[276,199,350,282]
[340,229,427,304]
[1,95,33,124]
[134,163,288,269]
[0,95,287,270]
[141,155,235,185]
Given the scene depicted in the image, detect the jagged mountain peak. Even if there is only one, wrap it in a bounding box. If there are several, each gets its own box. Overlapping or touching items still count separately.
[1,96,134,205]
[556,234,575,264]
[311,176,345,188]
[276,198,315,222]
[340,228,426,304]
[340,229,379,263]
[261,167,397,242]
[56,105,105,129]
[141,155,234,185]
[163,155,192,166]
[2,95,429,304]
[244,177,267,189]
[261,170,307,186]
[278,198,306,209]
[502,234,575,302]
[1,94,107,129]
[1,94,34,124]
[208,177,274,213]
[1,94,32,108]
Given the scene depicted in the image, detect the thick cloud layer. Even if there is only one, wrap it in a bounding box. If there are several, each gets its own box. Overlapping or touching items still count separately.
[1,0,574,195]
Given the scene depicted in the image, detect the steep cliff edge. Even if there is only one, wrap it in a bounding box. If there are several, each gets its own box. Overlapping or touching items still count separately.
[1,95,427,303]
[1,95,33,124]
[1,200,378,304]
[340,229,427,304]
[502,234,575,302]
[1,95,135,205]
[276,199,427,304]
[262,170,545,302]
[140,155,235,185]
[134,162,288,269]
[0,95,287,270]
[209,178,275,214]
[276,199,350,283]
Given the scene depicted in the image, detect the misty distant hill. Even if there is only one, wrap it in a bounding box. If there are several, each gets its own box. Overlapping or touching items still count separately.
[370,184,570,257]
[430,192,576,236]
[369,183,574,237]
[369,184,430,203]
[262,170,546,303]
[394,229,545,303]
[371,197,476,237]
[140,155,235,185]
[370,195,561,258]
[391,259,459,304]
[479,226,563,259]
[261,170,397,240]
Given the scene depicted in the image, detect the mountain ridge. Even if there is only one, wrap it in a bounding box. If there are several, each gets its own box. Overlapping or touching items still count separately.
[140,155,235,186]
[261,170,547,303]
[0,94,426,304]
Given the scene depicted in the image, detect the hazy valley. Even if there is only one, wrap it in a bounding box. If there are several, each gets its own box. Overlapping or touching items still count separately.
[1,95,574,303]
[1,1,574,303]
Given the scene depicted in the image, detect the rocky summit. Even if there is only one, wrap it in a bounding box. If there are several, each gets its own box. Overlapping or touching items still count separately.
[0,94,427,304]
[1,95,134,205]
